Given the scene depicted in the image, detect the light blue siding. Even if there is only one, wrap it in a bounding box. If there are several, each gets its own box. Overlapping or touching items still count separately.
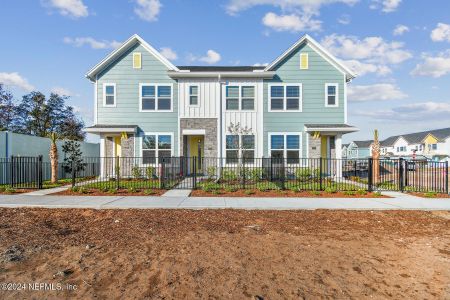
[263,43,346,157]
[96,42,178,155]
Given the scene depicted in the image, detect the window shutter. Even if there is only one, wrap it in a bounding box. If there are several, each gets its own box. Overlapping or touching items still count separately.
[300,53,308,70]
[133,53,142,69]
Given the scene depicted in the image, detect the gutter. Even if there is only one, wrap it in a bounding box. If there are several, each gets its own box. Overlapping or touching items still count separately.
[168,71,275,79]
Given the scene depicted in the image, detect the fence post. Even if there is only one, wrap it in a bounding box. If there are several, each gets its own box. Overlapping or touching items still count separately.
[10,156,15,187]
[242,157,246,190]
[319,157,323,191]
[193,157,197,189]
[354,160,357,177]
[446,161,449,195]
[37,155,43,189]
[71,159,76,188]
[399,158,404,192]
[368,158,373,192]
[270,157,273,181]
[160,158,165,189]
[281,158,285,190]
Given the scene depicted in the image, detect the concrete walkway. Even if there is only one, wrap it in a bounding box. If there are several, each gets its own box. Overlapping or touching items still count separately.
[0,193,449,210]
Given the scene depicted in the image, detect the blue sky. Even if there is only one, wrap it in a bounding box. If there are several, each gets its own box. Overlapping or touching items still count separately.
[1,0,450,142]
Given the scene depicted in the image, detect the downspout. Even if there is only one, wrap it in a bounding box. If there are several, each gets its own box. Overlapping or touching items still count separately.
[218,74,223,179]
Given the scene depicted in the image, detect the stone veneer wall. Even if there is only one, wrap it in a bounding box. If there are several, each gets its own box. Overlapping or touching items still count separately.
[180,118,217,157]
[102,134,135,177]
[308,134,321,159]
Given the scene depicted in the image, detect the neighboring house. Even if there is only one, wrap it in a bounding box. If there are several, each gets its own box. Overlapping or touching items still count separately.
[345,140,373,159]
[342,143,349,158]
[380,128,450,160]
[84,34,358,175]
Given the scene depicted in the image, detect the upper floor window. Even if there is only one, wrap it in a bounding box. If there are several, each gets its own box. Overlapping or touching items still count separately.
[133,53,142,69]
[269,133,301,164]
[142,133,172,164]
[103,83,116,107]
[428,143,437,150]
[325,83,338,107]
[225,134,255,164]
[189,85,199,105]
[226,86,255,111]
[300,53,309,70]
[140,84,172,112]
[397,146,406,152]
[269,84,302,112]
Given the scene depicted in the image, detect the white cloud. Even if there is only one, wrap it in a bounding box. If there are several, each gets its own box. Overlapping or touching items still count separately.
[431,23,450,42]
[226,0,358,32]
[411,51,450,78]
[348,84,407,102]
[337,14,351,25]
[262,12,320,32]
[160,47,178,60]
[0,72,34,91]
[253,62,269,67]
[370,0,402,13]
[134,0,161,22]
[189,50,222,65]
[393,24,409,36]
[355,102,450,121]
[63,37,122,50]
[43,0,88,18]
[51,87,73,96]
[321,34,412,76]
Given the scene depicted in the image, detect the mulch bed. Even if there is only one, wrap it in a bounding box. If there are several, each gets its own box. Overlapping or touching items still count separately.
[408,192,450,198]
[54,188,166,196]
[191,189,389,198]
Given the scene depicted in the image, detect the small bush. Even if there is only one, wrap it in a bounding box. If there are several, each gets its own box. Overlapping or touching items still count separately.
[0,186,6,193]
[224,186,237,193]
[132,166,142,179]
[108,188,118,194]
[145,166,156,179]
[70,186,79,193]
[344,191,356,196]
[5,187,16,194]
[201,182,221,192]
[100,186,109,193]
[311,190,321,196]
[242,168,262,181]
[424,192,437,198]
[324,186,337,194]
[373,191,382,197]
[244,189,255,195]
[144,189,156,195]
[357,189,367,195]
[127,187,137,193]
[206,166,216,180]
[290,187,302,193]
[295,168,312,181]
[222,169,237,181]
[212,190,223,195]
[257,185,268,192]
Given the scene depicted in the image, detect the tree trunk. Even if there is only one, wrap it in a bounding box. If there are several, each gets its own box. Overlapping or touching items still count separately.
[50,140,58,183]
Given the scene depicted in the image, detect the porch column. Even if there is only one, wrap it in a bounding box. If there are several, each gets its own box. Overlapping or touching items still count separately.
[99,136,105,179]
[335,134,343,178]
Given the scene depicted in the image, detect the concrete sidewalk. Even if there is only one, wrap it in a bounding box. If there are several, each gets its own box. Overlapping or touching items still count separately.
[0,193,449,210]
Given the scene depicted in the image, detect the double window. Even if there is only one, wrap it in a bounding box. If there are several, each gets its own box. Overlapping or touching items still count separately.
[269,133,301,164]
[142,133,173,164]
[140,84,172,111]
[397,146,406,152]
[103,83,116,107]
[428,143,437,151]
[325,83,338,107]
[269,84,302,111]
[225,135,255,164]
[189,85,199,105]
[226,86,255,111]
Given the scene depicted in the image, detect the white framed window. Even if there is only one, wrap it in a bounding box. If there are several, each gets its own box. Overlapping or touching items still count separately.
[225,85,255,111]
[325,83,339,107]
[268,133,302,164]
[189,85,199,106]
[225,134,255,164]
[133,52,142,69]
[428,143,437,150]
[268,84,302,112]
[139,83,173,112]
[103,83,116,107]
[300,53,309,70]
[141,133,173,165]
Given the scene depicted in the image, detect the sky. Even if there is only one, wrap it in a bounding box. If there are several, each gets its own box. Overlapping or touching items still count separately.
[1,0,450,143]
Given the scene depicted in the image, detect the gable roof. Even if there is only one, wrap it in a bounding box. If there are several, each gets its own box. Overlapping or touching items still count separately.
[381,127,450,147]
[352,140,373,148]
[264,34,356,82]
[86,34,179,81]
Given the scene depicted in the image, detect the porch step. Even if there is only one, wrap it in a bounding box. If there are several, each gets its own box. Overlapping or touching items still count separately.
[162,189,192,197]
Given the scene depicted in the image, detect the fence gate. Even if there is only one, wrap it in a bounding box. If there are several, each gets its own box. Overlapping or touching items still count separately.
[10,156,43,189]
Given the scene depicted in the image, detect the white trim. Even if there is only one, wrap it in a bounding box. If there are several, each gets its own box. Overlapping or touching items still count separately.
[300,53,308,70]
[182,129,206,135]
[325,83,339,108]
[304,127,358,133]
[86,34,178,80]
[94,76,98,124]
[83,127,136,133]
[139,83,174,112]
[224,134,256,165]
[267,83,303,112]
[224,83,257,112]
[268,132,303,164]
[140,132,174,166]
[264,34,356,80]
[168,71,275,79]
[343,74,348,123]
[99,135,105,178]
[133,52,142,69]
[103,83,116,107]
[187,84,200,107]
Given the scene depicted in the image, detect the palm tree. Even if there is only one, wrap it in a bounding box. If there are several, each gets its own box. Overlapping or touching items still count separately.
[49,132,59,183]
[371,129,380,184]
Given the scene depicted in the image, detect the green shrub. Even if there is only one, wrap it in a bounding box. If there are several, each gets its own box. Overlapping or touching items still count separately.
[201,182,221,192]
[373,191,382,197]
[100,186,109,193]
[295,168,312,181]
[424,192,437,198]
[212,189,223,195]
[257,185,268,192]
[5,187,16,194]
[127,187,137,193]
[244,189,255,195]
[344,191,356,196]
[144,189,156,195]
[206,166,216,180]
[224,185,237,193]
[311,190,321,196]
[0,186,6,193]
[132,166,142,179]
[357,189,367,195]
[242,168,262,181]
[70,186,79,193]
[145,166,156,179]
[324,186,337,194]
[108,188,118,194]
[290,186,302,193]
[222,169,237,181]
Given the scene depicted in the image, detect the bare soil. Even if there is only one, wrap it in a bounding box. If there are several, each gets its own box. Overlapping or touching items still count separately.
[191,189,388,198]
[0,209,449,299]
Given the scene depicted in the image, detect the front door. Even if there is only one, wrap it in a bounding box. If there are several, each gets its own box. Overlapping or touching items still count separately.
[187,135,204,173]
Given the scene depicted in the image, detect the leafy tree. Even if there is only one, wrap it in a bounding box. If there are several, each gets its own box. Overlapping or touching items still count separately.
[62,140,86,175]
[0,85,16,131]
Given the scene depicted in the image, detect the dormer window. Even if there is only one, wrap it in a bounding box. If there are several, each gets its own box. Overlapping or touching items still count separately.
[300,53,308,69]
[133,53,142,69]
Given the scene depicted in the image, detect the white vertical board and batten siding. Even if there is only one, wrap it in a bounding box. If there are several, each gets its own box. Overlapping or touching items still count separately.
[178,79,219,118]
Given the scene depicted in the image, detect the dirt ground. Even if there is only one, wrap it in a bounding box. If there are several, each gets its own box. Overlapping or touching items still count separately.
[0,209,449,299]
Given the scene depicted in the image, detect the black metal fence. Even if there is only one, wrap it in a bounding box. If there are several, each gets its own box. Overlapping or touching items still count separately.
[71,156,449,194]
